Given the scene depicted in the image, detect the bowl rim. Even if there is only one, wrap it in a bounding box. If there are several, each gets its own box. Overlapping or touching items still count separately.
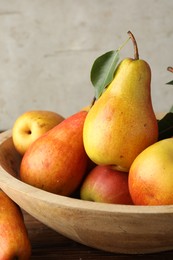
[0,130,173,215]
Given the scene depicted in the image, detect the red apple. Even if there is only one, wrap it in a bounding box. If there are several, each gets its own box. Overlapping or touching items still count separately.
[80,165,133,204]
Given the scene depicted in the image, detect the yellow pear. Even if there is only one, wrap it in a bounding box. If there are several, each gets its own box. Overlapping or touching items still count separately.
[129,138,173,205]
[83,32,158,172]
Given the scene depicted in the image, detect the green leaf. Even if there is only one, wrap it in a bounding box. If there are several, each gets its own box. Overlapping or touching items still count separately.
[90,50,120,99]
[166,80,173,85]
[158,112,173,140]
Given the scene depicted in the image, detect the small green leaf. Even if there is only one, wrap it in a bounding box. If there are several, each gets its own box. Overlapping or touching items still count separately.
[166,80,173,85]
[158,112,173,140]
[90,50,120,99]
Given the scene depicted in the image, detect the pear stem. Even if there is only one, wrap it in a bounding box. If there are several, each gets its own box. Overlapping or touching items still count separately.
[127,31,139,60]
[167,66,173,73]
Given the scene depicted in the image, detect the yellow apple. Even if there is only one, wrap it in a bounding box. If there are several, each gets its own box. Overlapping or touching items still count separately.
[12,110,64,155]
[0,190,31,259]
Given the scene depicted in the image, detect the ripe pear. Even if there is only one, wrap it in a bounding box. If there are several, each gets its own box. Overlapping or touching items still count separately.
[20,111,88,196]
[0,190,31,259]
[83,36,158,172]
[129,138,173,205]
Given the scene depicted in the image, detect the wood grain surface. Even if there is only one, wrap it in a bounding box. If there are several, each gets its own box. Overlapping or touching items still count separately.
[23,210,173,260]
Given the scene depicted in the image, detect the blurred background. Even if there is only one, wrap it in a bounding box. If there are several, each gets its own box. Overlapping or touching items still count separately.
[0,0,173,130]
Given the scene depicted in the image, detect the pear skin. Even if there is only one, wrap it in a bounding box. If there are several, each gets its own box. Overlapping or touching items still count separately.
[20,111,88,196]
[83,58,158,171]
[129,138,173,205]
[0,191,31,259]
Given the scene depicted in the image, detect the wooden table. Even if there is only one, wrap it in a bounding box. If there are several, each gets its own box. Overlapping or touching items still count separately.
[23,210,173,260]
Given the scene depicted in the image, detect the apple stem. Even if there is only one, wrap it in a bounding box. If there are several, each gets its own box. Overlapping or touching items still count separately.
[127,31,139,60]
[167,66,173,73]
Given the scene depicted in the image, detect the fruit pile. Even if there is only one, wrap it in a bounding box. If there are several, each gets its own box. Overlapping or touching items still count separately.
[1,31,173,258]
[11,31,173,208]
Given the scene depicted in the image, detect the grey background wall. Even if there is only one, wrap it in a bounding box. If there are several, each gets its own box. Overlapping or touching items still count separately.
[0,0,173,129]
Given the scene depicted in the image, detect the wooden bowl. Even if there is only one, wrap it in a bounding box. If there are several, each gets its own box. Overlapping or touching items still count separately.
[1,130,173,254]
